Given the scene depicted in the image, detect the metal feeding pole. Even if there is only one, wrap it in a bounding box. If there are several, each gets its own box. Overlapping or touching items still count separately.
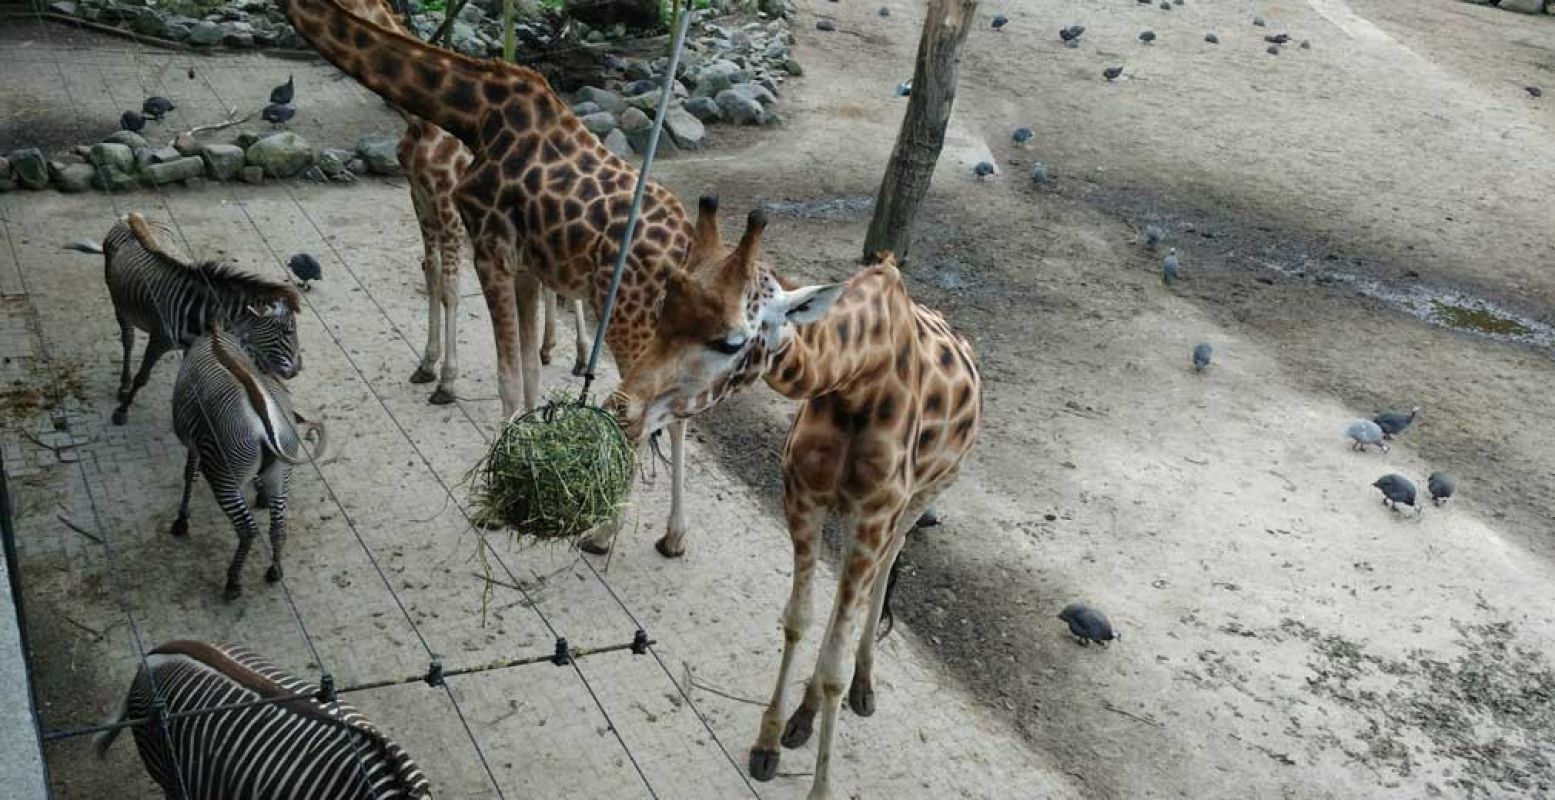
[577,4,695,403]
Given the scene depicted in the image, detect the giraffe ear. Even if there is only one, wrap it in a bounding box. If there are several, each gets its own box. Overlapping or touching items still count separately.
[780,282,845,325]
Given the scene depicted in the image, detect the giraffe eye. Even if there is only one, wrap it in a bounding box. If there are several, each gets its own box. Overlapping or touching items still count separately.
[706,336,746,355]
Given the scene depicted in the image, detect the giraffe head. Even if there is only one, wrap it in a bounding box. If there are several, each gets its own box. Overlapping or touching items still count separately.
[609,205,844,443]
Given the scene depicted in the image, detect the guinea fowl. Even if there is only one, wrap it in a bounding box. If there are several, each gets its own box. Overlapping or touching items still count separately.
[1427,472,1456,506]
[287,253,322,290]
[120,110,146,132]
[1373,406,1420,439]
[142,96,175,120]
[1373,474,1420,514]
[1192,343,1212,372]
[1059,603,1117,646]
[270,75,295,105]
[1345,420,1388,453]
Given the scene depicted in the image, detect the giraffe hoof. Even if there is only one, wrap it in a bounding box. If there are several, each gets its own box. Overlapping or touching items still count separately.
[781,707,815,749]
[848,681,876,717]
[654,536,685,559]
[579,539,612,556]
[428,387,456,405]
[111,407,128,426]
[170,518,189,538]
[409,365,437,384]
[540,350,553,366]
[265,565,282,583]
[572,361,588,378]
[748,747,780,782]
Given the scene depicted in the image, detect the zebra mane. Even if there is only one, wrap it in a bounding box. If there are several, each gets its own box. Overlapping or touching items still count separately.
[149,640,431,794]
[123,213,302,314]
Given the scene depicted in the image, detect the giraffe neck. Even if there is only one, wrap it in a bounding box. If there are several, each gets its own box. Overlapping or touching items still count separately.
[328,0,407,36]
[284,0,561,147]
[763,267,909,401]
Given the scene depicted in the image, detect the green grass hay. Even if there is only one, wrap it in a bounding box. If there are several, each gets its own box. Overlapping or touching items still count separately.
[472,400,635,539]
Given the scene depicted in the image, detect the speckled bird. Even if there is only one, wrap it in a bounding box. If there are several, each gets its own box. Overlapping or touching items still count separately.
[1104,65,1124,81]
[1373,474,1420,514]
[1373,406,1420,439]
[287,253,322,290]
[1012,127,1034,144]
[991,14,1008,29]
[1059,603,1117,646]
[120,110,146,133]
[270,75,295,105]
[974,161,997,179]
[1345,420,1389,453]
[262,103,296,126]
[1192,343,1212,372]
[142,96,175,120]
[1145,223,1165,249]
[1427,472,1455,506]
[1139,30,1157,44]
[1162,248,1180,285]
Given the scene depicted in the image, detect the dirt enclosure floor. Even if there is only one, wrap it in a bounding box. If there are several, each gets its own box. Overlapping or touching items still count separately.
[4,0,1555,798]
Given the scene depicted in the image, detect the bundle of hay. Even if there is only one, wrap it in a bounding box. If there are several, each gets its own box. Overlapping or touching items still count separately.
[472,400,635,539]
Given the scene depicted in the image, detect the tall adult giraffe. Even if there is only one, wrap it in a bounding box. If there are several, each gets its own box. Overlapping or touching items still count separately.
[329,0,588,410]
[611,208,984,800]
[281,0,843,556]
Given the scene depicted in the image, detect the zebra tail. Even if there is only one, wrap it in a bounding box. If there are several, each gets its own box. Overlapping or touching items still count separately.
[63,239,104,254]
[92,695,130,759]
[268,415,328,467]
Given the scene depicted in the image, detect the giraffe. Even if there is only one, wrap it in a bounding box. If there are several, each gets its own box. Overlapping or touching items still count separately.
[281,0,840,556]
[329,0,589,410]
[609,208,984,800]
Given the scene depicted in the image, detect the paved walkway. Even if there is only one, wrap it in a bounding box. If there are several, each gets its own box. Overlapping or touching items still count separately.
[0,19,1069,800]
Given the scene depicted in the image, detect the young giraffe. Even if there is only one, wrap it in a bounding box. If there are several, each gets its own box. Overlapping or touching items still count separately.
[330,0,588,410]
[281,0,842,556]
[611,208,984,800]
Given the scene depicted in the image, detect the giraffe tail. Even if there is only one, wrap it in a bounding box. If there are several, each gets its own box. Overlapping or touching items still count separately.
[281,0,512,147]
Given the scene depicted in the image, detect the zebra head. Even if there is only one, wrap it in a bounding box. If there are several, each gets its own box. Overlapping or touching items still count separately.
[233,298,302,379]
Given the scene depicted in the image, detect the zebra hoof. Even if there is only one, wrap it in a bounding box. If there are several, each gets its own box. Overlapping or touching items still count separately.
[428,387,456,405]
[748,747,780,782]
[266,565,282,583]
[111,407,128,426]
[409,365,437,384]
[170,517,189,537]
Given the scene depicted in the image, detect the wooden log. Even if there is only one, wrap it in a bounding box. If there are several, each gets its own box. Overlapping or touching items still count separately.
[862,0,978,263]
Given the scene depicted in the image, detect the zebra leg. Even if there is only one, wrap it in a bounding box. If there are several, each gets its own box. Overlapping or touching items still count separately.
[116,315,136,403]
[207,469,260,600]
[171,448,198,537]
[260,463,290,584]
[113,338,172,425]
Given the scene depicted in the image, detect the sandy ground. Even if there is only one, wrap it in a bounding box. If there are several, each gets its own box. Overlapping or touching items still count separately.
[4,0,1555,798]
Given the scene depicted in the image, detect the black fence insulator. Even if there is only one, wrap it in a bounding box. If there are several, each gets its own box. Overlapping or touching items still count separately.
[316,672,337,704]
[424,659,445,688]
[551,638,572,666]
[631,629,649,655]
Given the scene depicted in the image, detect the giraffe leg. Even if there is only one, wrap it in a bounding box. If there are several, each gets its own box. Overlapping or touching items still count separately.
[410,189,443,385]
[114,338,171,425]
[470,238,522,416]
[540,287,557,366]
[170,448,198,538]
[801,517,887,800]
[513,269,544,413]
[570,299,590,376]
[206,468,260,600]
[849,498,927,717]
[655,419,690,558]
[433,234,462,402]
[749,501,825,782]
[261,463,291,584]
[579,501,627,555]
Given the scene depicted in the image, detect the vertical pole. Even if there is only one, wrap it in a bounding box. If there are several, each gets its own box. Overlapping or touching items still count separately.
[503,0,516,61]
[861,0,978,263]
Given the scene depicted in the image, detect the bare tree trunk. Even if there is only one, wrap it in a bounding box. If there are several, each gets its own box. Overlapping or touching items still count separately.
[862,0,978,264]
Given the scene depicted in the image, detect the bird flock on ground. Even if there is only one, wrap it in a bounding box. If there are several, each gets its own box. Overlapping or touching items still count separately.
[119,73,300,134]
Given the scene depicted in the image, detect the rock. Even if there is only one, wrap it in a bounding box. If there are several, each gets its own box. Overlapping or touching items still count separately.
[174,132,199,155]
[662,106,705,149]
[684,95,721,122]
[730,83,777,107]
[103,130,148,150]
[241,165,265,184]
[133,147,155,171]
[224,30,254,47]
[457,2,483,22]
[579,111,619,135]
[816,18,835,31]
[8,148,48,189]
[625,90,667,112]
[782,58,803,76]
[246,131,314,177]
[448,21,484,56]
[714,89,764,125]
[91,167,137,191]
[235,131,261,149]
[188,20,223,45]
[571,101,603,117]
[149,146,183,164]
[354,133,401,175]
[576,86,624,114]
[694,60,749,96]
[0,156,8,179]
[198,143,244,181]
[55,163,96,192]
[49,1,75,14]
[143,156,205,185]
[624,60,654,81]
[316,148,352,176]
[1498,0,1544,12]
[602,128,633,159]
[129,9,169,37]
[88,143,134,174]
[329,169,357,184]
[300,165,327,182]
[345,158,369,176]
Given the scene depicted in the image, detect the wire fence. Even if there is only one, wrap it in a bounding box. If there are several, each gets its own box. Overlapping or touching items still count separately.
[2,8,761,799]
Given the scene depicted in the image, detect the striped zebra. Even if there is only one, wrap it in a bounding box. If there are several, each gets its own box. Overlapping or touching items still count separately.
[173,322,326,599]
[95,640,433,799]
[69,212,303,425]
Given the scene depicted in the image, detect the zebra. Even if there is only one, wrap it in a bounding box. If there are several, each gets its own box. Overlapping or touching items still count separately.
[68,212,303,425]
[173,321,326,599]
[95,639,433,799]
